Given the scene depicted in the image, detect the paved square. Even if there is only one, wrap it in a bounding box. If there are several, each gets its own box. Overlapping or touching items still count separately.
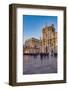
[23,55,57,75]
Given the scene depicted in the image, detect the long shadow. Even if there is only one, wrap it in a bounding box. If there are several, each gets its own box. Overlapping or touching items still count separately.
[33,54,38,59]
[40,53,50,64]
[54,53,57,57]
[40,53,45,64]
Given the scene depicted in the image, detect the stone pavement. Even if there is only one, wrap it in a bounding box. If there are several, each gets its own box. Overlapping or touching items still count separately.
[23,55,57,75]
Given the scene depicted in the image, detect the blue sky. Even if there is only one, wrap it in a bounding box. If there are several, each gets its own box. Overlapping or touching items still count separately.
[23,15,57,42]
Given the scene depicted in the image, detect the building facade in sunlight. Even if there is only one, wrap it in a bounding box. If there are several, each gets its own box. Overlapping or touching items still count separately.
[23,24,57,55]
[23,38,40,54]
[41,24,57,55]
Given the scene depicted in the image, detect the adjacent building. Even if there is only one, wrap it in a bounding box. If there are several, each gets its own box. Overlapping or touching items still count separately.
[23,38,40,54]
